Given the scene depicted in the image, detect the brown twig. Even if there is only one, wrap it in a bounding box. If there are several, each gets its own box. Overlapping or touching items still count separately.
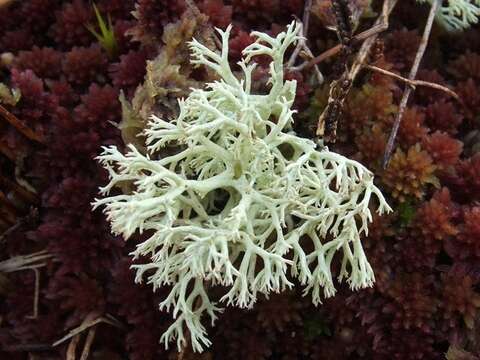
[366,65,459,100]
[0,0,16,8]
[0,173,38,204]
[25,268,40,319]
[0,207,39,243]
[286,0,324,84]
[0,140,16,160]
[316,0,355,142]
[0,105,44,143]
[79,327,97,360]
[288,0,313,67]
[66,334,81,360]
[53,313,125,347]
[316,0,398,142]
[382,0,440,168]
[0,190,18,224]
[299,0,395,71]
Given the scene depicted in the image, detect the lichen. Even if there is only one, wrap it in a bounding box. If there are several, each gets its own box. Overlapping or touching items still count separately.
[93,22,391,352]
[417,0,480,31]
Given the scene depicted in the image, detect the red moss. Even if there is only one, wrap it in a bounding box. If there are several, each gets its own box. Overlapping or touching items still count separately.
[232,0,303,23]
[1,29,34,52]
[425,99,463,135]
[109,49,148,89]
[448,51,480,81]
[354,124,387,166]
[229,30,255,62]
[345,83,396,134]
[255,292,303,332]
[446,207,480,260]
[382,145,437,202]
[385,29,421,70]
[51,0,93,48]
[16,46,63,79]
[422,131,463,169]
[415,69,448,104]
[10,69,58,127]
[199,0,233,29]
[453,154,480,201]
[131,0,185,42]
[47,272,106,327]
[74,84,120,126]
[415,188,458,242]
[47,80,79,107]
[62,45,108,86]
[19,0,58,33]
[457,79,480,124]
[97,0,135,18]
[397,107,428,148]
[383,273,437,333]
[441,269,480,330]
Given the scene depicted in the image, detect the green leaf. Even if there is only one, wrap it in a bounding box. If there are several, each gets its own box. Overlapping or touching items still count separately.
[85,3,117,58]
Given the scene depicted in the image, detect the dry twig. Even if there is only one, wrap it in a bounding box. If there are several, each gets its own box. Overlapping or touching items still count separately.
[287,0,324,84]
[79,327,97,360]
[316,0,398,142]
[0,0,16,9]
[0,105,44,143]
[52,313,125,347]
[366,65,459,100]
[0,250,52,320]
[299,0,395,71]
[382,0,440,168]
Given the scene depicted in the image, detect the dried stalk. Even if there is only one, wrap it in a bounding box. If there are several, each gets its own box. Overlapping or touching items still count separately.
[25,268,40,319]
[0,207,39,243]
[0,105,44,143]
[0,173,38,204]
[0,0,16,8]
[53,313,124,347]
[299,0,395,71]
[0,250,52,273]
[66,334,81,360]
[79,327,97,360]
[317,0,398,142]
[288,0,312,67]
[287,0,324,84]
[383,0,440,168]
[366,65,459,100]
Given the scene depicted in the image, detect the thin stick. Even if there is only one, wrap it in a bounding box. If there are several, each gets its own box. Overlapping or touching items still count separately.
[286,0,324,84]
[288,0,313,67]
[366,65,459,100]
[316,0,398,140]
[0,105,44,143]
[53,314,123,347]
[25,268,40,319]
[79,327,97,360]
[0,173,38,204]
[0,140,16,160]
[298,0,396,71]
[66,334,81,360]
[382,0,440,168]
[0,0,16,8]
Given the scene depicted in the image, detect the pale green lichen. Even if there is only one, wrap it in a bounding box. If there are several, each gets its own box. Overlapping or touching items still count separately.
[417,0,480,31]
[93,22,391,353]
